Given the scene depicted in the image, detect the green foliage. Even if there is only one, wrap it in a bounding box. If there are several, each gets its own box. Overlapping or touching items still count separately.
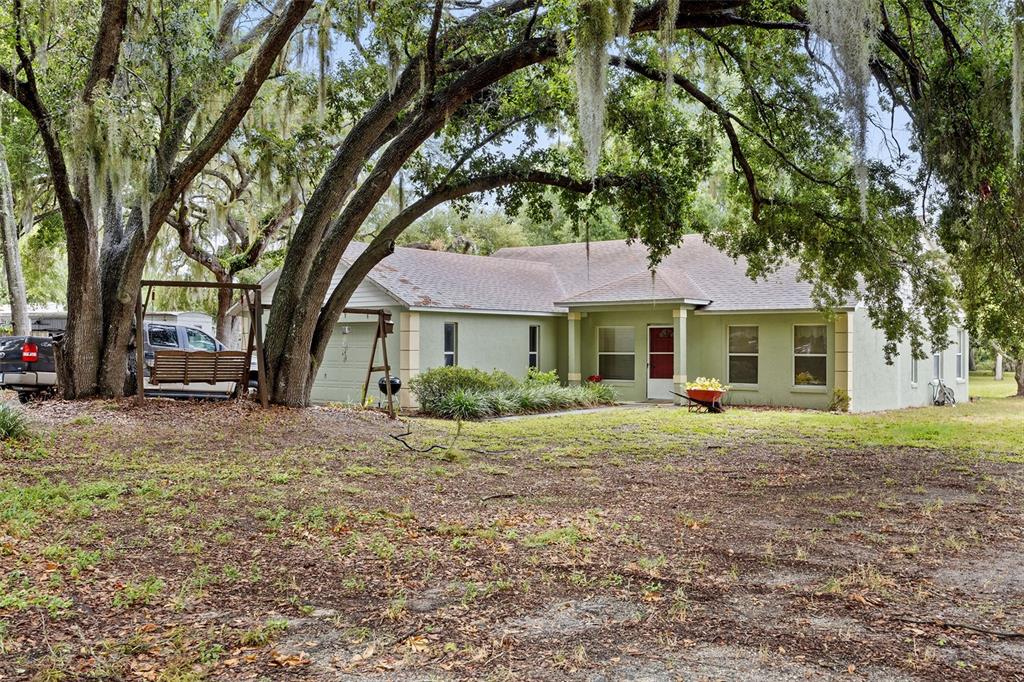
[112,577,165,608]
[828,389,851,413]
[0,402,29,440]
[436,388,492,420]
[413,367,616,420]
[0,478,124,537]
[409,366,516,413]
[525,367,560,385]
[239,618,288,647]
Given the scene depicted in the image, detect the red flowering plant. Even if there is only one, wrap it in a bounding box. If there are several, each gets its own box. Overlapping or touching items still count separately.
[586,374,603,383]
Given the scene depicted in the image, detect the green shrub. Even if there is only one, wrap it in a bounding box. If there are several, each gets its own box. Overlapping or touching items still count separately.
[410,366,505,412]
[413,368,616,419]
[583,381,616,404]
[525,367,559,385]
[436,389,492,420]
[0,402,29,440]
[488,370,519,390]
[828,388,851,412]
[484,389,518,416]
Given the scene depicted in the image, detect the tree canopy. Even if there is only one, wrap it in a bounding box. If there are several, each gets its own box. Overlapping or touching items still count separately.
[0,0,1017,404]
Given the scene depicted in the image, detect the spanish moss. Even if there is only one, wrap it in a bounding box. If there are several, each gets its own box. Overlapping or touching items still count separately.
[660,0,679,99]
[807,0,879,219]
[574,0,614,179]
[1013,0,1023,157]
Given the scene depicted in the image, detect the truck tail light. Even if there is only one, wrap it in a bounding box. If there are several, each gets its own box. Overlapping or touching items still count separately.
[22,342,38,363]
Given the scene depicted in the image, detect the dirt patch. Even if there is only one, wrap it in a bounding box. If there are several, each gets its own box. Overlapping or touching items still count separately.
[2,400,1022,681]
[589,646,915,682]
[501,597,645,639]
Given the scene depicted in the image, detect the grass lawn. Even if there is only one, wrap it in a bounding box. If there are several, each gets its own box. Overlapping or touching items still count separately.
[1,396,1022,680]
[970,370,1019,399]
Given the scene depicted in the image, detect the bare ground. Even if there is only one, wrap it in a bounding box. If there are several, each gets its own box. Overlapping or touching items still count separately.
[1,399,1022,681]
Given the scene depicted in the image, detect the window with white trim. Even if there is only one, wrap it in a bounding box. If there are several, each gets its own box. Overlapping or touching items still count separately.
[932,350,942,379]
[597,327,635,380]
[443,322,458,366]
[528,325,540,369]
[910,356,918,385]
[727,326,759,385]
[955,330,966,380]
[793,325,827,386]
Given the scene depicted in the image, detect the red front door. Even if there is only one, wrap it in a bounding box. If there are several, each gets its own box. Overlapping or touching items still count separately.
[648,327,674,399]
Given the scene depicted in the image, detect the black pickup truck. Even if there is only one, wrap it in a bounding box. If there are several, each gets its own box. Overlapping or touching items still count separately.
[0,323,241,402]
[0,336,58,402]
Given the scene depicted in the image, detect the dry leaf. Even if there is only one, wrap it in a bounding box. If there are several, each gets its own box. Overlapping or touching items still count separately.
[271,650,311,667]
[350,643,376,662]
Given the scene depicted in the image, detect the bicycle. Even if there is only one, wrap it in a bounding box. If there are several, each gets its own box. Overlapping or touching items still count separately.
[930,378,956,406]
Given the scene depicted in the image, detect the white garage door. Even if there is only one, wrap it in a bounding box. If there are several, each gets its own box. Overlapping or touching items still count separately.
[309,322,377,405]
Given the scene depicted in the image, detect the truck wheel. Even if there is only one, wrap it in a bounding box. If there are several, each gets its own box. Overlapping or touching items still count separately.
[16,392,32,404]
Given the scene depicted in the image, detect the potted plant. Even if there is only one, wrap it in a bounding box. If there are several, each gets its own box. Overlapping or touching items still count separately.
[685,376,729,404]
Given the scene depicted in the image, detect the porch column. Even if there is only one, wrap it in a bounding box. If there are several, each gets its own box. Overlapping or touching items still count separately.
[834,311,853,411]
[567,311,582,385]
[673,307,687,404]
[399,312,420,409]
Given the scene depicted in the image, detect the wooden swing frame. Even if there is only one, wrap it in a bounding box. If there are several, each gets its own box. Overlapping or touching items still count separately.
[135,280,268,407]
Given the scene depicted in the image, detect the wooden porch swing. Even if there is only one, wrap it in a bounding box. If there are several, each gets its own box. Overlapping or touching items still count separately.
[135,280,268,407]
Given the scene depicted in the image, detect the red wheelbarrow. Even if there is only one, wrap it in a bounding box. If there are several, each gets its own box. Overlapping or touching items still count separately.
[671,388,726,413]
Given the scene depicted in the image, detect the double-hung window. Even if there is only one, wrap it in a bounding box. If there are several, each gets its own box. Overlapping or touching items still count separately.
[910,356,919,385]
[933,350,942,379]
[597,327,634,380]
[443,322,458,366]
[955,330,966,380]
[727,326,759,385]
[528,325,540,369]
[793,325,827,386]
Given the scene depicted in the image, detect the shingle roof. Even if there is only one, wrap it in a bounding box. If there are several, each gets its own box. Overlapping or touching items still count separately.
[262,236,850,315]
[492,236,850,311]
[346,242,566,314]
[555,270,708,305]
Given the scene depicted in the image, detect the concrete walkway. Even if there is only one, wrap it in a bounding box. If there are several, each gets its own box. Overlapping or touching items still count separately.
[488,402,663,422]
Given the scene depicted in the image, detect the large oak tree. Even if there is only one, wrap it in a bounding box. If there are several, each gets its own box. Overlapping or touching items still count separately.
[0,0,312,396]
[2,0,1006,406]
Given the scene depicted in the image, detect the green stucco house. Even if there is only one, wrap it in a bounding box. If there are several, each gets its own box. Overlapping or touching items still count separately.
[246,237,969,412]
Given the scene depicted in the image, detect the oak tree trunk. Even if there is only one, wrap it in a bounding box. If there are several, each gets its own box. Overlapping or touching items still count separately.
[0,143,30,336]
[215,280,239,348]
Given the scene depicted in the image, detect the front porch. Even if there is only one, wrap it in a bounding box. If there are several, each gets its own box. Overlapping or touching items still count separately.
[565,304,692,404]
[560,305,843,410]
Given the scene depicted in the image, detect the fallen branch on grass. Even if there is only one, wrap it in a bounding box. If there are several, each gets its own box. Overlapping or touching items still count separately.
[389,419,511,455]
[480,492,518,502]
[893,615,1024,639]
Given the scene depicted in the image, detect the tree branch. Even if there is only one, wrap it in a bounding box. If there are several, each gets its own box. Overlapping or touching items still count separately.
[147,0,313,237]
[617,56,765,220]
[308,168,623,371]
[228,193,299,274]
[82,0,130,103]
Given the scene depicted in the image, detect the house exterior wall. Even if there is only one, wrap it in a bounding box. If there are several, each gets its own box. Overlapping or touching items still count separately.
[687,311,836,410]
[850,306,969,412]
[417,311,561,379]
